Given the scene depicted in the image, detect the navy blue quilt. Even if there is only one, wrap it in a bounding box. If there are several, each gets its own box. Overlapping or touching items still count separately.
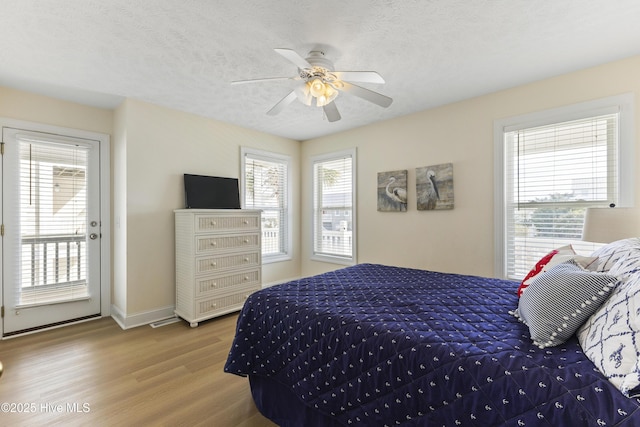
[224,264,640,426]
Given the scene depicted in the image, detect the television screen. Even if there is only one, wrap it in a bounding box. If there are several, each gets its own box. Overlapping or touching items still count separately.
[183,174,241,209]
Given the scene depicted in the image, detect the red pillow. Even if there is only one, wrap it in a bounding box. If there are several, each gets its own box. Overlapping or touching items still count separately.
[517,245,598,297]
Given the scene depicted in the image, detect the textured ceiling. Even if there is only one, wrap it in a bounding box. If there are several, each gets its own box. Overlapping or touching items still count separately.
[2,0,640,141]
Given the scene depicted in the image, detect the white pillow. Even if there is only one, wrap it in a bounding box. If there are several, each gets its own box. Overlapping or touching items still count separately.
[590,237,640,272]
[577,253,640,396]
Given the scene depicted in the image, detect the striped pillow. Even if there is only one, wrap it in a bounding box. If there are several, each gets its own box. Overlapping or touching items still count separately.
[511,260,618,348]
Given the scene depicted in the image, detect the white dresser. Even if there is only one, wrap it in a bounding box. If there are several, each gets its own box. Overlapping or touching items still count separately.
[174,209,262,327]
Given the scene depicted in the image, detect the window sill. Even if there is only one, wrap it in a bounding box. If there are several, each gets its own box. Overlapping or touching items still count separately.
[311,254,355,266]
[262,254,292,264]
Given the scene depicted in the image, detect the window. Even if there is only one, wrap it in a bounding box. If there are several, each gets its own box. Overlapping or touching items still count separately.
[494,94,634,280]
[311,149,357,264]
[18,138,90,305]
[241,147,291,262]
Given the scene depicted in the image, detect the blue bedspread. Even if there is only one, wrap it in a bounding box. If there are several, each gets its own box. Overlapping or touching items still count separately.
[224,264,640,426]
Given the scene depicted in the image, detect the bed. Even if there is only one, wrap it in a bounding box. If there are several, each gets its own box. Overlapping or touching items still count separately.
[225,239,640,426]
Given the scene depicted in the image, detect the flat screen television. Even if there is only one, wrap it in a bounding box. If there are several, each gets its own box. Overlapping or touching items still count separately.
[183,174,241,209]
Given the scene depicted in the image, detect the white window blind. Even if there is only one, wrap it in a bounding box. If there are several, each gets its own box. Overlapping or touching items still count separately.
[18,137,90,306]
[312,149,356,264]
[242,148,290,261]
[504,113,618,279]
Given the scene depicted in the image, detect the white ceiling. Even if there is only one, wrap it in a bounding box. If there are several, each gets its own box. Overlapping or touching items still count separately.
[2,0,640,141]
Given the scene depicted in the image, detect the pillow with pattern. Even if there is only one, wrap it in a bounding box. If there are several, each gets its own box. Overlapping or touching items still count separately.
[517,245,598,297]
[511,260,618,349]
[590,237,640,272]
[578,251,640,397]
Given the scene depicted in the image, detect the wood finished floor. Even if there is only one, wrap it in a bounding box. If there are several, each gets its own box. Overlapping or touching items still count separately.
[0,314,277,427]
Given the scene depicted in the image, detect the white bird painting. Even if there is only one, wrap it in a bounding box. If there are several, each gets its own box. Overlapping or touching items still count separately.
[386,177,407,204]
[416,163,454,211]
[378,170,408,212]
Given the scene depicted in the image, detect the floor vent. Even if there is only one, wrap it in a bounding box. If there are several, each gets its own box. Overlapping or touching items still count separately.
[150,317,181,328]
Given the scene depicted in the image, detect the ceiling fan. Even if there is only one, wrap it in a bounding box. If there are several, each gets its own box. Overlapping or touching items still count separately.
[231,48,393,122]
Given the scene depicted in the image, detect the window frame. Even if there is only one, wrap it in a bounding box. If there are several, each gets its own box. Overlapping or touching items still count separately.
[240,146,292,263]
[493,94,635,279]
[310,148,357,265]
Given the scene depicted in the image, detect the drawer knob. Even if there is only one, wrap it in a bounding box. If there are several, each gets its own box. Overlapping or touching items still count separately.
[211,221,217,226]
[211,283,217,288]
[244,276,249,281]
[211,303,217,308]
[244,257,249,262]
[243,220,249,224]
[243,239,249,243]
[211,262,217,267]
[210,242,217,246]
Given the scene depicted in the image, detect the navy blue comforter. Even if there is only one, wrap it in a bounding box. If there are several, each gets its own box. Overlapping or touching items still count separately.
[224,264,640,426]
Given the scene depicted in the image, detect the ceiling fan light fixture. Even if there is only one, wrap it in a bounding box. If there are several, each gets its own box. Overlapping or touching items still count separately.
[294,82,312,106]
[309,78,325,97]
[234,48,392,120]
[316,84,338,107]
[307,78,339,107]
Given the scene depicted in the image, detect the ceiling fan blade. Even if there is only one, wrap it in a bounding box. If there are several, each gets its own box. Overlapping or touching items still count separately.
[231,77,294,85]
[340,81,393,108]
[333,71,385,84]
[274,48,312,69]
[323,102,341,122]
[266,90,298,116]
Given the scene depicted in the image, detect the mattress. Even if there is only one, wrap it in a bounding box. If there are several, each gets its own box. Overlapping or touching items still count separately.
[225,263,640,426]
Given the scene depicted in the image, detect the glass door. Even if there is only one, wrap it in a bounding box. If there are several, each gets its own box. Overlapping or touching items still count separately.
[2,127,102,335]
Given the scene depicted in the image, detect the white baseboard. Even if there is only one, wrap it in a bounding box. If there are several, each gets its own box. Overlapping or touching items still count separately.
[111,304,176,330]
[109,277,301,329]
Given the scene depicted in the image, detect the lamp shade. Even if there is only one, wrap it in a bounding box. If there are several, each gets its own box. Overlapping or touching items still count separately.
[294,83,313,106]
[582,207,640,243]
[309,79,325,98]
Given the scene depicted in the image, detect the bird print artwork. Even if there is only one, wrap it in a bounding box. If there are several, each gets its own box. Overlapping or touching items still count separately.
[416,163,454,210]
[425,170,439,210]
[386,177,407,204]
[378,170,408,211]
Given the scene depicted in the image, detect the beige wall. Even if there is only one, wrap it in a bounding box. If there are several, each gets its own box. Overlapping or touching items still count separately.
[112,100,128,312]
[0,87,301,325]
[0,86,116,307]
[115,99,301,319]
[0,86,113,135]
[3,54,640,326]
[301,55,640,278]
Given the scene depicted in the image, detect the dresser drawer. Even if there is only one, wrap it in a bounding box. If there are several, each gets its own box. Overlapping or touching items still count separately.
[195,269,261,297]
[195,285,260,317]
[175,209,262,327]
[195,252,260,274]
[195,233,260,254]
[195,214,260,233]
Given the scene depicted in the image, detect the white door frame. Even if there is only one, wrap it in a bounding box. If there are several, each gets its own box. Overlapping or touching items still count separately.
[0,117,110,337]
